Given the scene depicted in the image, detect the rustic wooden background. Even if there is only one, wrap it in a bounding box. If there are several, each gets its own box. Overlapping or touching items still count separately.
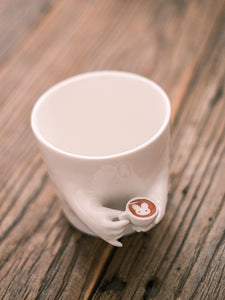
[0,0,224,299]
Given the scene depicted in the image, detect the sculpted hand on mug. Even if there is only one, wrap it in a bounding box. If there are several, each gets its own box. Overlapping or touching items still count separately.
[67,190,129,247]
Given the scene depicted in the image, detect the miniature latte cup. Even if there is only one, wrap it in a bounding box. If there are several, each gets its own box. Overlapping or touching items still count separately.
[119,197,159,232]
[31,71,171,247]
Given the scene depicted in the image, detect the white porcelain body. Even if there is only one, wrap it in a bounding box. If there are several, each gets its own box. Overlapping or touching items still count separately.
[31,71,170,247]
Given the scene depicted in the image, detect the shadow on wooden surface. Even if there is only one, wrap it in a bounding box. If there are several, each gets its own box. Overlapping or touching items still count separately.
[0,0,224,299]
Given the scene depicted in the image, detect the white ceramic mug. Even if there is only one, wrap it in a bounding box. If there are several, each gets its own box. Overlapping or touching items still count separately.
[31,71,170,247]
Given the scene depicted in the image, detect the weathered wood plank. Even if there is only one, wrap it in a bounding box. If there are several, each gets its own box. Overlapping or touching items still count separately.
[0,0,58,67]
[0,0,224,299]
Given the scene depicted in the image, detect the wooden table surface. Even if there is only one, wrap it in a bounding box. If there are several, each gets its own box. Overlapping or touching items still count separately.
[0,1,224,299]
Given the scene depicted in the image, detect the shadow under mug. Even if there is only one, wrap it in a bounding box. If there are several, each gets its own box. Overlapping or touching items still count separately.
[31,71,171,247]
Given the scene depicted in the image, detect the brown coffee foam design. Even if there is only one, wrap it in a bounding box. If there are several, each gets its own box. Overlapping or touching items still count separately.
[128,199,156,218]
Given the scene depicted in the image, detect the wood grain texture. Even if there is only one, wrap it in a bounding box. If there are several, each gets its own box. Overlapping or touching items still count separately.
[0,0,224,299]
[0,0,57,67]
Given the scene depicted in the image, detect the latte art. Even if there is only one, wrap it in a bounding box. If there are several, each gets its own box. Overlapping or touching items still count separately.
[128,199,156,218]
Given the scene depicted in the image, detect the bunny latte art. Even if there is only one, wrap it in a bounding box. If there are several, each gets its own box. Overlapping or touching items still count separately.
[133,203,150,216]
[128,199,156,217]
[119,197,159,232]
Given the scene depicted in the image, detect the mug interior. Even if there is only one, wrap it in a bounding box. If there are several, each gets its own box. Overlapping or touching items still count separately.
[32,72,170,157]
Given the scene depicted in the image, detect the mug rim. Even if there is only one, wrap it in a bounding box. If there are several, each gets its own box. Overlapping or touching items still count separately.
[31,70,171,160]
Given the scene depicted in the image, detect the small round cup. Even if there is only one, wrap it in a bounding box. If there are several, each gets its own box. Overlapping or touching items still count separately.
[120,197,159,232]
